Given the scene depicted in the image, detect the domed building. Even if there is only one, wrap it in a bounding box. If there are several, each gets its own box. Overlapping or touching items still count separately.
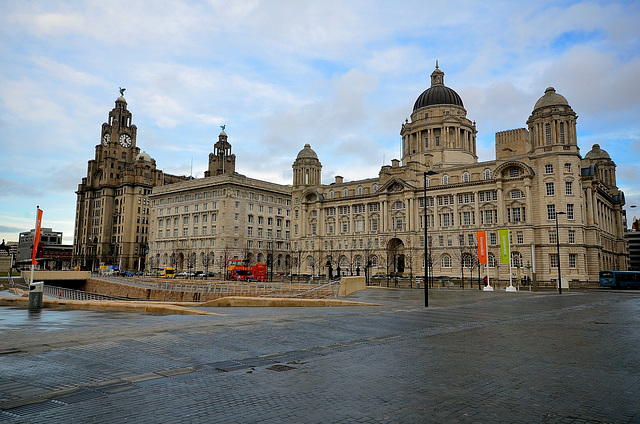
[291,64,628,286]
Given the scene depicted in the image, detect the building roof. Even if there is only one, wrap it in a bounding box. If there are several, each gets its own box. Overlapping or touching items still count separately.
[533,87,569,110]
[296,143,319,160]
[413,64,464,111]
[584,144,611,160]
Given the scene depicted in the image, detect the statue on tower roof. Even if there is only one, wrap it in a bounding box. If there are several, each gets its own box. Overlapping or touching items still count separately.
[119,87,126,96]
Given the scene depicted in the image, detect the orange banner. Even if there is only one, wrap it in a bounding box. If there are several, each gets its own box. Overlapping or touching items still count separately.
[477,230,487,265]
[31,207,43,265]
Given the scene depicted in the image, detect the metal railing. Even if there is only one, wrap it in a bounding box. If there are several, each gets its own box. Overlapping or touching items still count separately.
[44,284,139,301]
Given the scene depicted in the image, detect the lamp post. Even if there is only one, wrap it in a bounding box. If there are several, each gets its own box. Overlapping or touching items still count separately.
[555,211,566,294]
[424,170,438,307]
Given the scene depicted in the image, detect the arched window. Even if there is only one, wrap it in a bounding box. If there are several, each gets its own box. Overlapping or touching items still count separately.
[424,177,430,187]
[357,186,363,196]
[392,201,405,210]
[463,254,473,268]
[343,188,348,197]
[329,190,334,199]
[487,254,496,268]
[462,171,470,183]
[483,168,492,180]
[442,254,452,268]
[442,175,449,185]
[511,251,522,268]
[372,184,378,192]
[370,255,378,267]
[560,122,565,144]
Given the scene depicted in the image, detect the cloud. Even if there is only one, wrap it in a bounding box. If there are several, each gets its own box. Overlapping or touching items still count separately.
[0,225,26,233]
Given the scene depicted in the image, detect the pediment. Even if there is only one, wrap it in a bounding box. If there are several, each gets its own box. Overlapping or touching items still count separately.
[378,177,415,193]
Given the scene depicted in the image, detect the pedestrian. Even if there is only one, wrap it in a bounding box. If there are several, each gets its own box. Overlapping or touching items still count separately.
[483,275,488,286]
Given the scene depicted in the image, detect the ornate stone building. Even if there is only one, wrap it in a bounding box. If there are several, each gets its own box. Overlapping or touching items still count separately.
[291,64,628,284]
[149,130,292,276]
[73,93,189,271]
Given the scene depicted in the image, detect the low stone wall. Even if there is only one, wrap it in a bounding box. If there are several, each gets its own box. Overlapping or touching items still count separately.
[338,276,366,297]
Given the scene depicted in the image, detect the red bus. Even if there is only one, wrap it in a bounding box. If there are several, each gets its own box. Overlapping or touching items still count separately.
[227,260,266,282]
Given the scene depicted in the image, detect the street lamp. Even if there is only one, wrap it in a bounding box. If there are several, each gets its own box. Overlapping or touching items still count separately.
[555,211,566,294]
[424,170,438,307]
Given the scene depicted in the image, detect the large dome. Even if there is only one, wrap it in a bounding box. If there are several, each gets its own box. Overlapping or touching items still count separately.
[296,143,318,160]
[533,87,569,110]
[584,144,611,160]
[413,64,464,111]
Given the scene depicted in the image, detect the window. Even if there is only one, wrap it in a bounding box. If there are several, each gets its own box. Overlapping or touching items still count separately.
[547,205,556,220]
[550,254,558,268]
[511,252,522,268]
[569,254,576,268]
[329,190,334,199]
[468,234,474,245]
[483,169,492,180]
[546,182,555,196]
[488,254,496,268]
[509,168,519,178]
[442,175,449,185]
[516,232,523,244]
[462,211,471,226]
[545,123,552,145]
[545,164,554,174]
[549,230,557,244]
[343,188,348,197]
[462,171,470,183]
[564,163,571,173]
[567,204,574,220]
[357,186,363,195]
[441,255,451,268]
[459,234,465,246]
[568,230,575,244]
[565,181,573,195]
[439,235,444,246]
[560,123,565,144]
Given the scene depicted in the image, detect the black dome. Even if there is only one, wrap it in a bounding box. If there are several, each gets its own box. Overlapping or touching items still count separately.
[413,63,464,111]
[413,85,464,111]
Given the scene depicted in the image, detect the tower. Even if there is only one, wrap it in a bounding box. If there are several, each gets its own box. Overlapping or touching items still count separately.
[526,87,579,155]
[292,144,322,187]
[205,129,236,177]
[73,90,188,272]
[400,63,477,169]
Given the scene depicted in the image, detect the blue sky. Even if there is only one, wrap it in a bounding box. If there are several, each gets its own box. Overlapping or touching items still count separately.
[1,0,639,244]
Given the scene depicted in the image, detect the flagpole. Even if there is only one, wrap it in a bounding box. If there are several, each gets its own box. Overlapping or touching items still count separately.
[30,206,41,285]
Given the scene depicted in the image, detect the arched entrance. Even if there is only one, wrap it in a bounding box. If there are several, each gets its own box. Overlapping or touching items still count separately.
[387,238,405,276]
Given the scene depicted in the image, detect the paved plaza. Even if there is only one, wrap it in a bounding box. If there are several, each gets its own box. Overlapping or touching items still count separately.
[1,288,640,423]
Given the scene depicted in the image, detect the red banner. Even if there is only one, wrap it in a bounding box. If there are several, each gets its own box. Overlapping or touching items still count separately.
[477,230,487,265]
[31,207,43,265]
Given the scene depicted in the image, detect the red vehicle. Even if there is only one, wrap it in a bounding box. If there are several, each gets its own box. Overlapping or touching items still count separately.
[227,260,266,282]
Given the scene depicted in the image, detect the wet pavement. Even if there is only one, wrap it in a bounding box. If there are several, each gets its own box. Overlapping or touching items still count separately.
[1,288,640,423]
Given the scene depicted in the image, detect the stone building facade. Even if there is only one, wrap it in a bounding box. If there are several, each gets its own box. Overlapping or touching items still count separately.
[73,94,189,272]
[149,132,292,276]
[291,64,628,284]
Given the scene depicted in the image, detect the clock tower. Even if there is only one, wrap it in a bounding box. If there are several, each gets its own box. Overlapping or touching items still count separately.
[73,91,189,272]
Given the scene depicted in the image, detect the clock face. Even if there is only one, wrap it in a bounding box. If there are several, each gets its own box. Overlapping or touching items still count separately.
[118,134,132,148]
[102,133,110,146]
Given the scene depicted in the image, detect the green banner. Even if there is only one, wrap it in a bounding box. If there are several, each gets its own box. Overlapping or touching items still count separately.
[499,229,510,264]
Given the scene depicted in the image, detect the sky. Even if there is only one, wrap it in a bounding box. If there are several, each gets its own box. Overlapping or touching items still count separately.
[1,0,639,245]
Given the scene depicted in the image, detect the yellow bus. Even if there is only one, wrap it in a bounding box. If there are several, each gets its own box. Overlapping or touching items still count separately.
[153,266,175,279]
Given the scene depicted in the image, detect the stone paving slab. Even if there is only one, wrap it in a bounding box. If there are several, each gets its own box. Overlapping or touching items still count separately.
[0,288,639,423]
